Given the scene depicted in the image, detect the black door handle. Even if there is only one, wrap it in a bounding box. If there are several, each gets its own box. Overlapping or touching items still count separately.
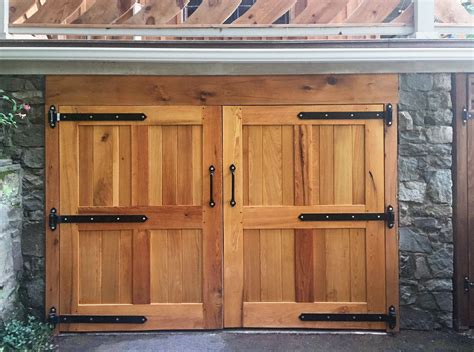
[209,165,215,208]
[230,164,236,207]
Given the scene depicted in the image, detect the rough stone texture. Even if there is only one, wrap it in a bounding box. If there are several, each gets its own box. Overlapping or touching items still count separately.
[0,76,45,318]
[398,73,454,329]
[0,161,23,324]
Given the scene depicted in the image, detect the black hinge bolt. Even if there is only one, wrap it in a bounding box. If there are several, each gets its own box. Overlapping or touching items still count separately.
[464,277,474,292]
[463,107,472,124]
[48,307,59,325]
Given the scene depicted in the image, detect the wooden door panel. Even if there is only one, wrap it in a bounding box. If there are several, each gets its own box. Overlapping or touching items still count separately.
[224,105,389,330]
[58,105,222,331]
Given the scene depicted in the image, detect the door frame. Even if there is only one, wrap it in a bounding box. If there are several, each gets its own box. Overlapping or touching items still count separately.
[45,74,399,331]
[453,73,472,330]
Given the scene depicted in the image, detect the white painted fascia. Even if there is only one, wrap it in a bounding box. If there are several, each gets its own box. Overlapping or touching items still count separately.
[0,47,473,64]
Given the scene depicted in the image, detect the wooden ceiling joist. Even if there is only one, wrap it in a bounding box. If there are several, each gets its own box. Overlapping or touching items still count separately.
[9,0,37,23]
[185,0,241,25]
[74,0,134,24]
[25,0,84,24]
[233,0,297,24]
[125,0,190,25]
[435,0,473,24]
[293,0,349,24]
[391,3,414,24]
[345,0,402,23]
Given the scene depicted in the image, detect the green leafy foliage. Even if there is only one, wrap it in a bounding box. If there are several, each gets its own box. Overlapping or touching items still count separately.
[0,316,55,351]
[0,90,30,128]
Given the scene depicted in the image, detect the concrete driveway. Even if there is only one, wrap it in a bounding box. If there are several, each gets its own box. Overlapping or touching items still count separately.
[56,330,473,352]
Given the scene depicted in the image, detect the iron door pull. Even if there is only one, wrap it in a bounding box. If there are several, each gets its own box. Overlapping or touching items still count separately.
[230,164,236,207]
[209,165,216,208]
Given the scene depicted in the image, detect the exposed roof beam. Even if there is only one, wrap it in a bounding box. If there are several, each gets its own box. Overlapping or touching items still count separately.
[25,0,84,24]
[73,0,134,24]
[293,0,349,24]
[185,0,241,25]
[232,0,297,24]
[125,0,189,25]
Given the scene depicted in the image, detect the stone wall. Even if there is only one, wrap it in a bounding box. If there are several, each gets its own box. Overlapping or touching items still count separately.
[0,160,23,324]
[0,76,45,317]
[398,73,454,329]
[0,74,457,329]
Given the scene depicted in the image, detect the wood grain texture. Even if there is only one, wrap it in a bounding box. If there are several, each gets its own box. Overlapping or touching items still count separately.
[185,0,241,24]
[383,101,400,332]
[126,0,190,25]
[202,106,223,329]
[25,0,83,24]
[346,0,400,23]
[46,76,399,106]
[233,0,297,24]
[9,0,37,23]
[293,0,349,24]
[74,0,133,24]
[223,106,244,327]
[453,74,471,329]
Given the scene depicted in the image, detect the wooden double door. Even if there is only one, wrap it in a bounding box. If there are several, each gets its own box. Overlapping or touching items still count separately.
[48,103,397,332]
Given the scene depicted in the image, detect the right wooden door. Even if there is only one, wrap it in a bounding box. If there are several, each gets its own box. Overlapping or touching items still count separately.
[224,105,392,330]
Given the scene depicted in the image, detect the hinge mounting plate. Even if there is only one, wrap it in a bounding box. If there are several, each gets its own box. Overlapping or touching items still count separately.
[464,276,474,292]
[47,307,147,325]
[463,107,473,124]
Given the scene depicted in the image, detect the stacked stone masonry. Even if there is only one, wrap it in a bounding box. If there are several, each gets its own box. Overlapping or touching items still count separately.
[0,74,455,329]
[399,74,454,329]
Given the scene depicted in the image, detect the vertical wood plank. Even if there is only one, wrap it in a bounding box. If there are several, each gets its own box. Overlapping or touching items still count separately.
[167,229,183,303]
[162,126,178,205]
[242,126,250,206]
[148,126,162,206]
[326,229,351,302]
[260,230,283,302]
[79,231,101,304]
[59,122,78,319]
[45,102,60,325]
[366,120,385,212]
[366,222,386,312]
[294,125,314,302]
[78,126,93,206]
[248,126,263,206]
[313,229,327,301]
[350,229,367,302]
[150,230,169,303]
[101,231,120,304]
[132,230,151,304]
[93,126,115,206]
[334,125,353,204]
[352,125,365,205]
[223,106,243,327]
[263,126,283,205]
[177,126,193,205]
[182,229,202,303]
[192,126,203,205]
[119,230,133,304]
[202,106,223,329]
[132,126,149,206]
[119,126,132,206]
[282,126,295,206]
[281,229,295,302]
[320,125,334,204]
[312,126,320,205]
[244,230,261,302]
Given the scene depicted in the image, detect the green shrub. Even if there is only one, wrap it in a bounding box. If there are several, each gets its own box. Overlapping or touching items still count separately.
[1,316,55,351]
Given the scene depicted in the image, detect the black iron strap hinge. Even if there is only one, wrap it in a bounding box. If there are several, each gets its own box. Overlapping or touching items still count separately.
[48,208,147,231]
[299,305,397,329]
[299,205,395,229]
[462,106,473,124]
[297,103,393,127]
[464,276,474,292]
[47,307,147,326]
[48,105,147,128]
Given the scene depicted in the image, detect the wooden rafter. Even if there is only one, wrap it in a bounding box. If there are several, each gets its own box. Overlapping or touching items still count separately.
[233,0,297,24]
[74,0,133,24]
[391,3,413,24]
[125,0,189,25]
[435,0,473,24]
[9,0,37,23]
[25,0,84,24]
[345,0,401,23]
[185,0,241,24]
[293,0,349,24]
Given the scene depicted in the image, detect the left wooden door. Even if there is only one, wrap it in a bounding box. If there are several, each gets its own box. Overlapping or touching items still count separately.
[51,105,223,331]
